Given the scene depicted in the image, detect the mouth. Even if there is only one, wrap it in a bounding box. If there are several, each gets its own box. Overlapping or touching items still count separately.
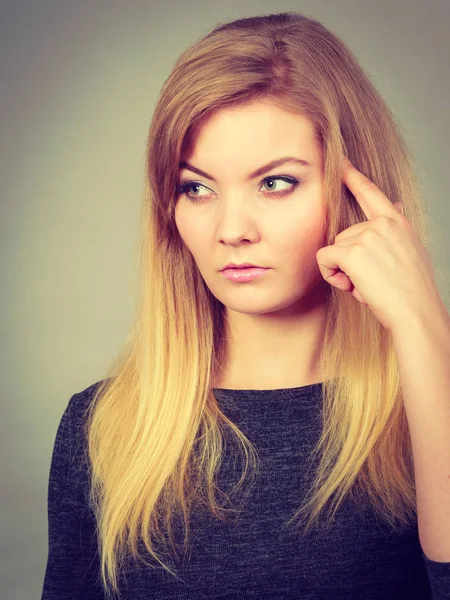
[221,264,266,271]
[220,266,271,282]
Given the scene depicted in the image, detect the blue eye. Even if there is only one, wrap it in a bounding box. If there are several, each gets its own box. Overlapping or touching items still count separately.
[176,175,300,203]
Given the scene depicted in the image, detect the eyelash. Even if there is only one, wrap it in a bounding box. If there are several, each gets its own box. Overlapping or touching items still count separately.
[176,175,301,203]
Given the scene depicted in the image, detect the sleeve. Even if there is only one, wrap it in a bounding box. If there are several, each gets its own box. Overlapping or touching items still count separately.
[41,392,104,599]
[421,550,450,599]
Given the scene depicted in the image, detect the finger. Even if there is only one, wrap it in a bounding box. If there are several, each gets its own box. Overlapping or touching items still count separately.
[316,245,367,303]
[341,157,400,221]
[394,202,404,215]
[328,269,354,291]
[316,245,353,289]
[352,289,367,304]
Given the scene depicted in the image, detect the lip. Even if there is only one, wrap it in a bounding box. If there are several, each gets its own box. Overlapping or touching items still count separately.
[220,262,265,271]
[221,267,271,282]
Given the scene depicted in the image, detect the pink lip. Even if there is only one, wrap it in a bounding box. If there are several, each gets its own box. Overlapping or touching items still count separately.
[221,267,271,282]
[222,264,262,270]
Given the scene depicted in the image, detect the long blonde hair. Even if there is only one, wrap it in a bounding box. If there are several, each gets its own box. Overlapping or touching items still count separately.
[84,11,442,597]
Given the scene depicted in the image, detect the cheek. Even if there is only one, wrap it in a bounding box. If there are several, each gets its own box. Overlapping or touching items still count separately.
[175,212,208,261]
[277,211,326,265]
[175,209,196,244]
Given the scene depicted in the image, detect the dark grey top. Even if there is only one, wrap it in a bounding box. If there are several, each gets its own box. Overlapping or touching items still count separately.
[41,380,450,599]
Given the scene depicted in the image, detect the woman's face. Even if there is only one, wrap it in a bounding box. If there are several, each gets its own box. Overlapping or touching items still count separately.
[174,99,328,317]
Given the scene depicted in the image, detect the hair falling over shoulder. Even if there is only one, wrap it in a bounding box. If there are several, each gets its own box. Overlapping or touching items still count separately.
[83,11,440,598]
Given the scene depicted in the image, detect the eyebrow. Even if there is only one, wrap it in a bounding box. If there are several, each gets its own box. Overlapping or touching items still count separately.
[178,156,312,181]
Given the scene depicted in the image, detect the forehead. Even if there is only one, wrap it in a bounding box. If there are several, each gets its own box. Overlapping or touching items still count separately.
[180,101,319,170]
[190,100,314,139]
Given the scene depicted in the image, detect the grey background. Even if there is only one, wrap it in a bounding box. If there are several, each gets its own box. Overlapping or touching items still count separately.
[1,1,449,598]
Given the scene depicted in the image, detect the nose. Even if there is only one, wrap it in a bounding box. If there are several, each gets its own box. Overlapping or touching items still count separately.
[215,197,259,245]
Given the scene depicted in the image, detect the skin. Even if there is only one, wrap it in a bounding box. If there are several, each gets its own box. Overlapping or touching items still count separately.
[174,99,330,390]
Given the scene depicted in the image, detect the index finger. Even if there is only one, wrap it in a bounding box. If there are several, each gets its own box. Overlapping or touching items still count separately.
[341,156,398,221]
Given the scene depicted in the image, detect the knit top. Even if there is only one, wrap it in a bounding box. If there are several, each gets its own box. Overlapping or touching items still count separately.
[41,380,450,599]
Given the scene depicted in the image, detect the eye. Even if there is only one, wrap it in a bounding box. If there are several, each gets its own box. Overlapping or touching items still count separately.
[176,182,211,203]
[176,175,300,203]
[260,176,299,196]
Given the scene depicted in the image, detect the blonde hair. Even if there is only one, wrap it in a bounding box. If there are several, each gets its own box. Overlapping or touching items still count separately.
[83,11,443,597]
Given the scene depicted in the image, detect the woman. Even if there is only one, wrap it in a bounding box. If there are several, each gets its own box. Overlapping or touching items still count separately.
[41,11,450,599]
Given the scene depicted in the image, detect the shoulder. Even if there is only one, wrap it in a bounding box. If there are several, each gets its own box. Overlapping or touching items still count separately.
[55,378,110,462]
[66,378,110,425]
[70,378,107,407]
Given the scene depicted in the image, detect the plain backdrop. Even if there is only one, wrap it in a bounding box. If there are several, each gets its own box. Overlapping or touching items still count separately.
[1,1,449,598]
